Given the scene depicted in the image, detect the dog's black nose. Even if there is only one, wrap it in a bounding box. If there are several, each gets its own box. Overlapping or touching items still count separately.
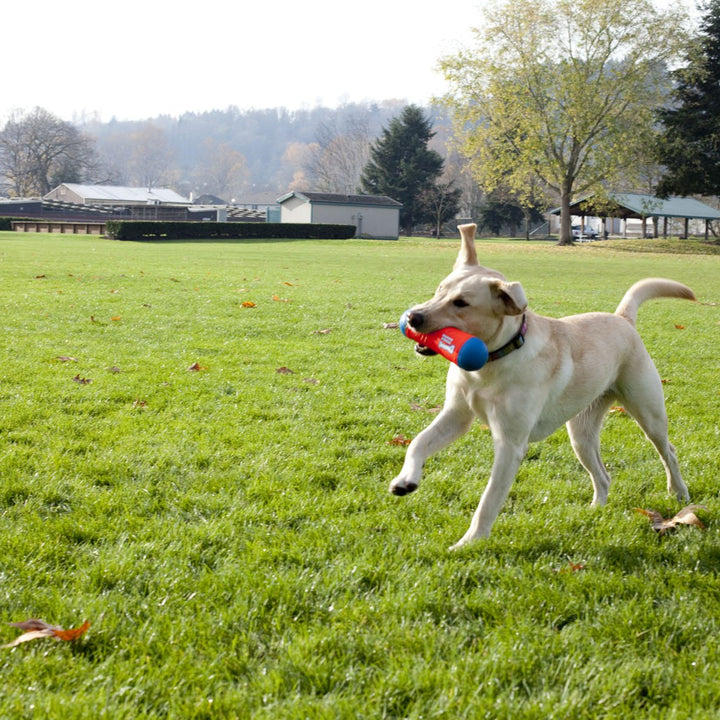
[407,310,425,330]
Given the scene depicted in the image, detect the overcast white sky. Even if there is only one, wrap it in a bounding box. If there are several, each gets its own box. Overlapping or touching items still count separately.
[3,0,482,123]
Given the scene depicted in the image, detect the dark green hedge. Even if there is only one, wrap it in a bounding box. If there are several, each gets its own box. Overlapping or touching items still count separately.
[105,221,356,241]
[0,217,16,230]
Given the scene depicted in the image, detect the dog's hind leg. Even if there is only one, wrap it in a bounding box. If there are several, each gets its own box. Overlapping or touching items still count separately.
[616,369,689,502]
[566,394,615,505]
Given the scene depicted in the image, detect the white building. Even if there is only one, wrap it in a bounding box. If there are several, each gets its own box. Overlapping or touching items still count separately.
[277,192,402,240]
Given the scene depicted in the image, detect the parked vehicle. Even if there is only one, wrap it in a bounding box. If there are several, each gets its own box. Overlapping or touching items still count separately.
[571,224,598,240]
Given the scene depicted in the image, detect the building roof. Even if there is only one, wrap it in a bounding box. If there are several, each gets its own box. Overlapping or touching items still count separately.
[277,191,402,208]
[49,184,189,205]
[552,192,720,221]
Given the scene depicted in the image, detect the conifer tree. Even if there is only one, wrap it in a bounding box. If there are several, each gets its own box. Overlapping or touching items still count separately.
[360,105,444,233]
[656,0,720,196]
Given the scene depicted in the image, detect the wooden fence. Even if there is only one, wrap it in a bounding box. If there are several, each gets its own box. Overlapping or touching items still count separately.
[12,220,106,235]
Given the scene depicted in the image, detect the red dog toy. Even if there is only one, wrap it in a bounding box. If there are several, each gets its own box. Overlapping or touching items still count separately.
[399,311,489,371]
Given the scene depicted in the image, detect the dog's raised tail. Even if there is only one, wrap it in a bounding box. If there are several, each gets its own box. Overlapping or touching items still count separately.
[615,278,696,325]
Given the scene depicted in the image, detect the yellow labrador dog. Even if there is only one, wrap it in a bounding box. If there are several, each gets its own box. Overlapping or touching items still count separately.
[391,223,695,548]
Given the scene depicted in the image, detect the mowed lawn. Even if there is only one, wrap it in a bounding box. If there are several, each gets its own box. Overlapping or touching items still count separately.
[0,232,719,719]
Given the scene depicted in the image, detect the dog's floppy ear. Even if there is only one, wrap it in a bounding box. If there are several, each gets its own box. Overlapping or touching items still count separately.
[489,279,527,316]
[454,223,479,269]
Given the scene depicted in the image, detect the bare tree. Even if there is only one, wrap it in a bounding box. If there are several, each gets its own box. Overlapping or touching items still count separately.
[195,138,249,201]
[276,142,319,192]
[418,180,462,238]
[129,123,174,189]
[307,115,371,193]
[0,107,99,196]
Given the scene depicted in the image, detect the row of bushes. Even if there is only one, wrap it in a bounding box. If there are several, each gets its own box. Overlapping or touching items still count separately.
[105,221,357,241]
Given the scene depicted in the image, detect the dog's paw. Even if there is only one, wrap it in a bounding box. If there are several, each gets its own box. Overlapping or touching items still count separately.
[389,481,418,496]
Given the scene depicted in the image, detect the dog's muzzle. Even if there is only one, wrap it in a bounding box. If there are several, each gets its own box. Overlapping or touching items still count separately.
[406,310,439,356]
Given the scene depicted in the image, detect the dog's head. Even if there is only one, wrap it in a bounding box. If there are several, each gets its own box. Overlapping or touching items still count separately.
[406,223,527,352]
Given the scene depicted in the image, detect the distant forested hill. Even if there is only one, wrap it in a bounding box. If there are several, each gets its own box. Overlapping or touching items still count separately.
[81,101,449,201]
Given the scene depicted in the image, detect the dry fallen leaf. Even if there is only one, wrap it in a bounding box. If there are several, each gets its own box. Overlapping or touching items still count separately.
[72,375,92,385]
[2,619,90,649]
[241,301,256,308]
[389,434,412,446]
[553,560,585,574]
[675,324,685,330]
[635,505,708,535]
[312,328,332,335]
[187,362,207,372]
[272,295,291,302]
[276,366,294,375]
[383,322,400,329]
[610,406,626,414]
[55,356,78,363]
[410,403,442,414]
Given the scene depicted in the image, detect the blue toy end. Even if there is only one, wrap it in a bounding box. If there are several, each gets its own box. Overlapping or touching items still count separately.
[456,337,489,371]
[399,310,410,336]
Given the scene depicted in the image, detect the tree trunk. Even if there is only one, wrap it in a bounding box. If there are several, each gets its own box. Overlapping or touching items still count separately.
[557,182,574,245]
[524,207,530,240]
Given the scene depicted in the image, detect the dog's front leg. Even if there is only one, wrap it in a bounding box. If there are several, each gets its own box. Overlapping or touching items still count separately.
[450,436,527,549]
[390,402,474,496]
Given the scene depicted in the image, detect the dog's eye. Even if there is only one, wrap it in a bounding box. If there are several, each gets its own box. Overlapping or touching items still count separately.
[453,298,469,308]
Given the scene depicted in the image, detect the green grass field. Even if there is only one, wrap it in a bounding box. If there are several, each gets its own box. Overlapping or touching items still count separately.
[1,232,719,718]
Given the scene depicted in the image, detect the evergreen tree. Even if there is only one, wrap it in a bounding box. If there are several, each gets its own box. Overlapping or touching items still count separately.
[359,105,444,233]
[656,0,720,196]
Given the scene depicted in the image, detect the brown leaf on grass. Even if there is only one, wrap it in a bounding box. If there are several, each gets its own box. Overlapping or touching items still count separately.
[410,403,442,414]
[312,328,332,335]
[2,619,90,649]
[52,620,91,642]
[35,274,46,279]
[276,366,294,375]
[187,362,207,372]
[110,316,122,322]
[72,374,92,385]
[282,281,294,286]
[553,560,585,574]
[9,619,59,632]
[383,322,400,329]
[675,324,685,330]
[272,295,291,302]
[55,356,78,362]
[108,366,122,373]
[241,301,256,308]
[610,406,626,414]
[635,505,708,535]
[303,378,320,385]
[389,434,412,446]
[133,399,147,408]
